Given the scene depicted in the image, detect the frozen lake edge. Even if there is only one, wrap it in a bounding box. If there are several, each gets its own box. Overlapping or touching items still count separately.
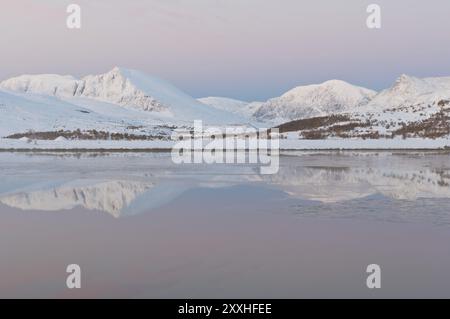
[1,137,450,151]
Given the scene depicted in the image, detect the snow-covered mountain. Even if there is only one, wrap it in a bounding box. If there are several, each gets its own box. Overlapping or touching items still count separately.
[1,68,450,146]
[198,97,263,118]
[365,74,450,111]
[254,80,376,124]
[0,67,246,125]
[275,75,450,141]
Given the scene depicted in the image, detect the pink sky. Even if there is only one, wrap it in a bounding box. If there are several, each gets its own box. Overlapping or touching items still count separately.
[1,0,450,100]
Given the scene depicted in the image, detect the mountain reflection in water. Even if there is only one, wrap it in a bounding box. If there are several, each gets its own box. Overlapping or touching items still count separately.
[2,151,450,298]
[0,151,449,223]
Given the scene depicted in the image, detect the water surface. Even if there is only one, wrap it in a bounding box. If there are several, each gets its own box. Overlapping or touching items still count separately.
[0,151,450,298]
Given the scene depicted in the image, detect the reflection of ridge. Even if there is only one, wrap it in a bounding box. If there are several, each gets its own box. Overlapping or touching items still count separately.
[0,180,153,218]
[260,165,450,203]
[1,153,450,217]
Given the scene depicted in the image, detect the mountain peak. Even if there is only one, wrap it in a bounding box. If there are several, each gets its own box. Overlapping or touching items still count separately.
[107,66,137,77]
[254,80,376,123]
[387,74,433,97]
[321,79,353,87]
[111,66,122,73]
[88,66,134,81]
[367,74,450,110]
[283,79,376,97]
[106,66,125,77]
[393,74,418,87]
[80,67,195,113]
[397,73,413,81]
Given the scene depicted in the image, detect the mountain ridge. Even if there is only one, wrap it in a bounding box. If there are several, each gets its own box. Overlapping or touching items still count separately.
[0,67,246,125]
[1,68,450,143]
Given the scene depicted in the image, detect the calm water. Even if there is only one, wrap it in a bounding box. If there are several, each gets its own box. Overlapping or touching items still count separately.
[0,151,450,298]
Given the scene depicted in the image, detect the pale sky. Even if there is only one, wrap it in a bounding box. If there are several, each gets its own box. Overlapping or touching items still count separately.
[1,0,450,100]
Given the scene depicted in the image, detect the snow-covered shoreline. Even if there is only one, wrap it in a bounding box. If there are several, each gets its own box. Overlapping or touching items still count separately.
[1,137,449,151]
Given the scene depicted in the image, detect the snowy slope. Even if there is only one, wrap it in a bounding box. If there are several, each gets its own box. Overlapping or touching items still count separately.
[0,87,200,138]
[0,74,82,97]
[198,97,263,118]
[0,89,102,136]
[254,80,376,124]
[365,74,450,111]
[273,75,450,141]
[79,67,245,123]
[344,75,450,138]
[0,67,246,125]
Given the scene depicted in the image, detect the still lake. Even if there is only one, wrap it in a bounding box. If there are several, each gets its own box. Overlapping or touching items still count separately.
[0,151,450,298]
